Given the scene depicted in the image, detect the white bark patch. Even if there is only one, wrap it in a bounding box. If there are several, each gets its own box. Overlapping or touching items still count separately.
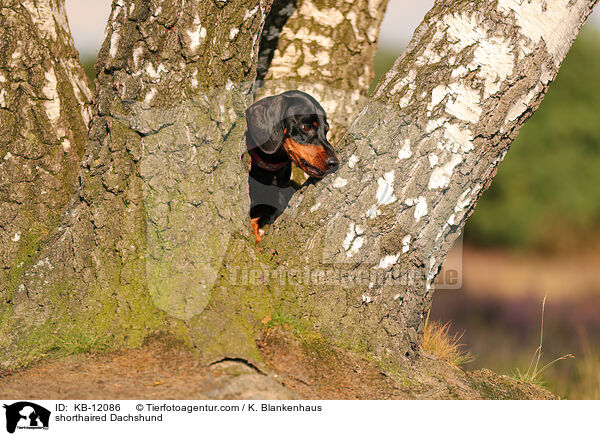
[451,65,469,78]
[144,87,157,103]
[109,30,120,58]
[0,89,6,108]
[342,223,356,251]
[282,27,334,48]
[417,43,442,66]
[444,12,515,99]
[12,232,21,242]
[406,196,428,222]
[42,68,60,123]
[310,202,321,213]
[376,171,396,205]
[444,12,485,50]
[362,295,372,304]
[65,58,92,101]
[445,83,482,123]
[62,138,71,152]
[392,70,417,95]
[366,205,380,218]
[428,154,463,190]
[469,36,514,98]
[229,28,239,39]
[244,4,260,20]
[444,123,474,153]
[505,87,538,122]
[348,154,359,169]
[268,44,300,76]
[22,0,57,40]
[187,18,207,52]
[133,46,144,68]
[366,0,385,16]
[316,51,330,67]
[455,186,478,214]
[428,153,439,168]
[299,0,344,26]
[497,0,587,65]
[402,235,411,253]
[367,24,378,43]
[342,223,364,257]
[428,85,448,111]
[348,237,364,257]
[375,254,400,270]
[332,177,348,189]
[426,118,446,133]
[296,65,312,78]
[397,139,412,160]
[145,63,167,81]
[346,10,359,38]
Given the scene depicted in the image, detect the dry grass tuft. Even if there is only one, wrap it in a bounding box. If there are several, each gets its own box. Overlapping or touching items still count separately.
[422,311,474,366]
[511,293,574,386]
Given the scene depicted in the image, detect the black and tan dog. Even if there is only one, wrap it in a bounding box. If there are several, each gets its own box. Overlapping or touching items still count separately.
[246,90,339,243]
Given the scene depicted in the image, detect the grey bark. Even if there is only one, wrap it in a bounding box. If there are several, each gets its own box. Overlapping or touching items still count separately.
[0,0,92,289]
[1,0,597,370]
[1,0,273,367]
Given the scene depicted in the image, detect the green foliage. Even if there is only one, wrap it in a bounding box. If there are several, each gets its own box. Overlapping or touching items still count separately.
[373,28,600,250]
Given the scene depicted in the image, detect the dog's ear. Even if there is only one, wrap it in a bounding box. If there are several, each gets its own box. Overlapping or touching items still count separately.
[246,94,287,154]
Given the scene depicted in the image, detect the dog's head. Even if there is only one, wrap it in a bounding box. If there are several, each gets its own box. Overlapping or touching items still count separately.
[246,90,339,179]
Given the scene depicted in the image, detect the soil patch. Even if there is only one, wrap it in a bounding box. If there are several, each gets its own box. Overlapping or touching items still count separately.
[0,330,554,400]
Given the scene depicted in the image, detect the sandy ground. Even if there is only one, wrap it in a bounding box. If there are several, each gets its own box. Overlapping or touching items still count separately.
[0,328,553,400]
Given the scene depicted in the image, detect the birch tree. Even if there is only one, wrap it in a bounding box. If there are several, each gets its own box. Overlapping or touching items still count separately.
[0,0,596,370]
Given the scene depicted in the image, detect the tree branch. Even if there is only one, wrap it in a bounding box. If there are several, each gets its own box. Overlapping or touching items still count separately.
[265,0,598,361]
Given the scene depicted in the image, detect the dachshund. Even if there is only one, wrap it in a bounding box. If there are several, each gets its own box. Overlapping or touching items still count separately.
[246,90,339,243]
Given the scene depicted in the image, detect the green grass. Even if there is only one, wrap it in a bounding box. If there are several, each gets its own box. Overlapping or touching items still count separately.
[50,330,112,358]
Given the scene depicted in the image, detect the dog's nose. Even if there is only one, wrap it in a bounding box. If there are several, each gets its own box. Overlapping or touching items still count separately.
[326,155,340,169]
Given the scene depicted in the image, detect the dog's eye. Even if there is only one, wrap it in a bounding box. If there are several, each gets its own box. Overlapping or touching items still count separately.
[301,124,313,132]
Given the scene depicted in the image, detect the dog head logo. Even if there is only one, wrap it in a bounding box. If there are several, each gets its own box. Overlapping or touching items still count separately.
[3,402,50,434]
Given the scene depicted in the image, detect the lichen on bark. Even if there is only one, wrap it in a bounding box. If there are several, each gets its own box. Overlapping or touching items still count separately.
[0,0,92,292]
[1,0,598,373]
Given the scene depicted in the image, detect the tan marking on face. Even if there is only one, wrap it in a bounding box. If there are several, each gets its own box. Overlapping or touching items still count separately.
[282,138,329,178]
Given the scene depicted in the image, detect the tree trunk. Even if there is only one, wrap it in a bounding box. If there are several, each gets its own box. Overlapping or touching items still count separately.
[1,0,273,367]
[1,0,597,369]
[263,0,599,360]
[256,0,389,144]
[0,0,92,292]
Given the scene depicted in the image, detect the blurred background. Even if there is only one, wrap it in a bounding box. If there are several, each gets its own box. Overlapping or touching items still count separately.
[66,0,600,399]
